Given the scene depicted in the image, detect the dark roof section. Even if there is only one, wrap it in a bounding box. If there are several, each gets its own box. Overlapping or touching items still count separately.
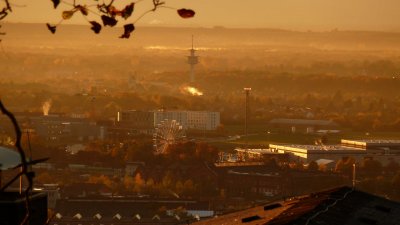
[269,186,400,225]
[193,187,400,225]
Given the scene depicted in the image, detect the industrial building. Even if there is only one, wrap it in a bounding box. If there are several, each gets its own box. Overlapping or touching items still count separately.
[234,148,288,162]
[153,110,220,131]
[269,144,366,163]
[112,110,155,137]
[341,139,400,152]
[117,110,154,129]
[30,115,106,145]
[269,139,400,164]
[116,109,220,132]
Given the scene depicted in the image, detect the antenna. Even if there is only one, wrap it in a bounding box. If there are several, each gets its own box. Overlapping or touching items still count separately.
[191,34,194,49]
[244,88,251,150]
[187,35,199,82]
[244,88,251,137]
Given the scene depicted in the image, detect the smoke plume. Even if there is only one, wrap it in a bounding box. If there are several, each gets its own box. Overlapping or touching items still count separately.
[42,100,52,116]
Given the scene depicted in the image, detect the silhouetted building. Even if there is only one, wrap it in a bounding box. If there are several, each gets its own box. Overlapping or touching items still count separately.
[212,163,343,199]
[0,192,47,225]
[117,110,154,130]
[30,115,106,145]
[50,197,212,225]
[193,186,400,225]
[270,139,400,164]
[154,110,220,131]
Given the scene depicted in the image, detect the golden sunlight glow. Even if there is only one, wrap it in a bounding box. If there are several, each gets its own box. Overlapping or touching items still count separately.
[181,86,203,96]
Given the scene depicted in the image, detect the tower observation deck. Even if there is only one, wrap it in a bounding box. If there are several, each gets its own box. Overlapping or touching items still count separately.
[187,35,199,82]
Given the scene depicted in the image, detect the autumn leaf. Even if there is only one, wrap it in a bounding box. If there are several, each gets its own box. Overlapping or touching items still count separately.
[51,0,60,9]
[76,5,89,16]
[62,10,75,20]
[101,15,118,27]
[121,3,135,20]
[46,23,56,34]
[108,6,121,17]
[90,21,102,34]
[119,24,135,39]
[177,8,195,18]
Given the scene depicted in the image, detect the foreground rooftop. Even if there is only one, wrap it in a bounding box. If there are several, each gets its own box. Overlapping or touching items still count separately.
[193,186,400,225]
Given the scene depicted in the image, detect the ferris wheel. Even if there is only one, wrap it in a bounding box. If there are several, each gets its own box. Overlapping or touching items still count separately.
[153,119,186,154]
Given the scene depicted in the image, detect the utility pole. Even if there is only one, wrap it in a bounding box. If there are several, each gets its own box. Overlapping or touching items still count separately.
[244,88,251,149]
[352,163,356,188]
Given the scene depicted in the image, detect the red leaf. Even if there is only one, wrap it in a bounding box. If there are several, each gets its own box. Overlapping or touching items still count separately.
[177,8,195,18]
[46,23,56,34]
[90,21,102,34]
[119,24,135,39]
[108,6,121,17]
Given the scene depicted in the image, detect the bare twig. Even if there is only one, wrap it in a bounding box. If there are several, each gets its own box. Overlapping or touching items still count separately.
[0,100,33,225]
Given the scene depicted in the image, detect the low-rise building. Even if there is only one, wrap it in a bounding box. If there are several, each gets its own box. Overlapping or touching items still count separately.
[154,110,220,131]
[269,118,339,134]
[269,144,366,163]
[270,139,400,164]
[30,115,106,145]
[234,148,288,162]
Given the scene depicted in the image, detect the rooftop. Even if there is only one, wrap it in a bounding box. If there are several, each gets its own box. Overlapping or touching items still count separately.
[193,186,400,225]
[342,139,400,146]
[235,148,284,155]
[269,144,363,152]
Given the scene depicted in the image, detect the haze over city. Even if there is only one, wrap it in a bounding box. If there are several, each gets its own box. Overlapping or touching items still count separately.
[1,1,400,225]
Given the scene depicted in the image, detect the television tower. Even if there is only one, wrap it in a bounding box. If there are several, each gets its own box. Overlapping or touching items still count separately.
[187,35,199,82]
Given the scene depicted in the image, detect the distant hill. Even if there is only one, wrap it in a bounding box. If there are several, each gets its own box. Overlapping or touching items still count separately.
[2,23,400,53]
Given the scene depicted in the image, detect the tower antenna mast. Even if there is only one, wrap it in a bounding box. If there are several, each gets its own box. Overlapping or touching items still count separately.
[187,35,199,83]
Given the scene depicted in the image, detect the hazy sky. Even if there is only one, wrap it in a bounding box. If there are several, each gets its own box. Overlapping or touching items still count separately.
[5,0,400,31]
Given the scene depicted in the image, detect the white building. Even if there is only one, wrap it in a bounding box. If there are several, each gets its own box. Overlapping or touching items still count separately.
[269,139,400,165]
[154,110,220,131]
[269,144,367,163]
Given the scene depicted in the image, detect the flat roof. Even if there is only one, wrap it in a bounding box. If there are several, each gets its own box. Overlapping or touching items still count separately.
[342,139,400,146]
[269,144,364,152]
[235,148,284,155]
